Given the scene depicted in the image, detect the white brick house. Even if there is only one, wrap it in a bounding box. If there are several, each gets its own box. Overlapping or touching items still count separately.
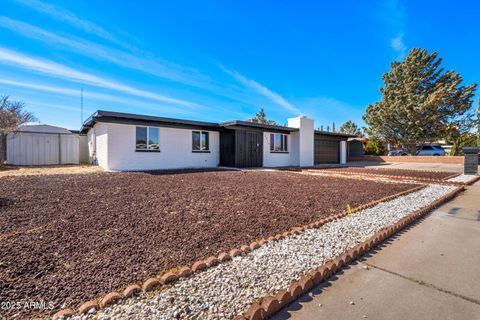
[80,110,353,171]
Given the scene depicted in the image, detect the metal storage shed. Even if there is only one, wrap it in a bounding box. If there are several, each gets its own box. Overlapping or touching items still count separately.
[7,125,79,165]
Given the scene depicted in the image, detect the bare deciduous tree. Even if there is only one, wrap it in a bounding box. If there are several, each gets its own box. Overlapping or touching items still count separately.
[0,96,37,165]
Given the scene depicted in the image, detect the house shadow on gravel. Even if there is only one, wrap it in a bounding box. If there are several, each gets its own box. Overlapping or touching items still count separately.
[141,167,238,176]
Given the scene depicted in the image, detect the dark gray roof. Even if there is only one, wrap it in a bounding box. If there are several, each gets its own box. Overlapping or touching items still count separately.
[80,110,221,133]
[220,120,298,132]
[314,130,357,138]
[80,110,298,133]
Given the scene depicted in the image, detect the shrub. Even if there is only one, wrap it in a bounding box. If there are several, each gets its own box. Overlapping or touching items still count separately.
[364,139,384,156]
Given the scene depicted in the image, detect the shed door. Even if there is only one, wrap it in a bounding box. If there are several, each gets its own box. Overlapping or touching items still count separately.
[314,136,339,164]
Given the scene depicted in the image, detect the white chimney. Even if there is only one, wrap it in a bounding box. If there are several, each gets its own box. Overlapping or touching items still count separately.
[288,115,314,167]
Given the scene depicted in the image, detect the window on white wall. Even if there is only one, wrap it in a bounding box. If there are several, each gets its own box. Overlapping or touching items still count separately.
[192,131,209,151]
[270,133,288,152]
[136,126,159,151]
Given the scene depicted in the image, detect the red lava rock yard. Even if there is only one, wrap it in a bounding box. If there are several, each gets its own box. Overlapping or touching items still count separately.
[0,170,419,318]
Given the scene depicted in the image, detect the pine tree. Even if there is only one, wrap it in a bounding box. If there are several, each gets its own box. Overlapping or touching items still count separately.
[339,120,362,136]
[253,108,278,125]
[363,48,477,154]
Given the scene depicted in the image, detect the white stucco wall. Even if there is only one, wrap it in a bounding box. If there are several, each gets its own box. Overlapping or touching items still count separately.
[262,132,294,167]
[93,123,108,169]
[90,122,219,171]
[288,116,314,167]
[289,131,300,166]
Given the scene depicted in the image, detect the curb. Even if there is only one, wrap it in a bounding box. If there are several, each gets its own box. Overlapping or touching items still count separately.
[465,175,480,186]
[237,185,465,320]
[50,184,427,319]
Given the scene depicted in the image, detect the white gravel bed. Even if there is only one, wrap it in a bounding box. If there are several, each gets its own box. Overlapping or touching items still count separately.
[78,184,455,320]
[447,174,478,183]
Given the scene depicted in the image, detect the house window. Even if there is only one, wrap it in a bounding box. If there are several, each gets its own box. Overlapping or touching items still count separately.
[270,133,288,152]
[192,131,209,151]
[136,126,159,151]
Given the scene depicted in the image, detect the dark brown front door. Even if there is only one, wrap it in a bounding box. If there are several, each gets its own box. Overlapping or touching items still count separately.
[235,130,263,167]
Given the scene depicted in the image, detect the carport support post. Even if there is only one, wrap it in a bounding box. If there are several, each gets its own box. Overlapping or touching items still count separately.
[340,140,347,164]
[462,147,479,175]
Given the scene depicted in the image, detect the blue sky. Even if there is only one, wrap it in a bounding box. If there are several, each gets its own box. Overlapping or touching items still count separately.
[0,0,478,130]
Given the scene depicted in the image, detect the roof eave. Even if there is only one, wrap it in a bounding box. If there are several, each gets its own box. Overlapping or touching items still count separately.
[314,130,357,138]
[220,120,299,132]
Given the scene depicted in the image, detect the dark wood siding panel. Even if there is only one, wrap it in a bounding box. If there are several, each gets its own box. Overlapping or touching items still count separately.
[235,130,246,167]
[246,131,263,167]
[220,130,235,166]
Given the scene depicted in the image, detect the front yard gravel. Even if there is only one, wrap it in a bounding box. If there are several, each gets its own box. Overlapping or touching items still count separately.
[0,170,417,319]
[87,184,455,320]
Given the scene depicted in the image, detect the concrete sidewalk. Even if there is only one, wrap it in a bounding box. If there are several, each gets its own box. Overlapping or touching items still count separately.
[273,182,480,320]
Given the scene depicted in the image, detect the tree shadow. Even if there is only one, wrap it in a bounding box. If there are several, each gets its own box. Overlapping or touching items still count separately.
[0,197,12,208]
[448,207,460,215]
[0,165,20,172]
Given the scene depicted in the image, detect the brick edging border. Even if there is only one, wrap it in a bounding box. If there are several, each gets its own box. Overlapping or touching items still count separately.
[50,184,427,320]
[304,169,464,186]
[298,170,419,186]
[235,185,465,320]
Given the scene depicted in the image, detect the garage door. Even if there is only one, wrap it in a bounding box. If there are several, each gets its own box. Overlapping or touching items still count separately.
[314,136,339,164]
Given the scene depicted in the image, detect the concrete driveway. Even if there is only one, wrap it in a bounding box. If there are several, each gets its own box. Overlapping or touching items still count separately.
[273,181,480,320]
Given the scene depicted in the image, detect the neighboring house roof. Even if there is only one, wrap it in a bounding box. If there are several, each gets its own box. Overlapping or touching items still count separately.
[80,110,298,134]
[17,124,74,135]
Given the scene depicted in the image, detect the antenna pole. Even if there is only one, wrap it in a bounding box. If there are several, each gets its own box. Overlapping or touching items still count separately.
[80,88,83,126]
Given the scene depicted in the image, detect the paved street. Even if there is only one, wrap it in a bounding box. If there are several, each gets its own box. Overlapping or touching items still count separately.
[273,181,480,320]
